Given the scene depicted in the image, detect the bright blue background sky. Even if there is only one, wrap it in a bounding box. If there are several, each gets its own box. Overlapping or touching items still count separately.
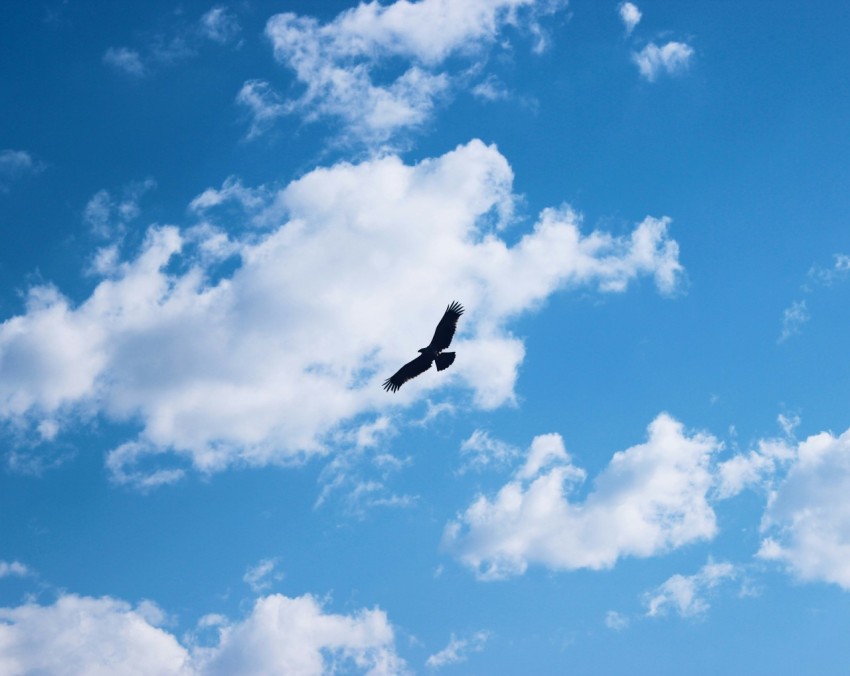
[2,1,850,673]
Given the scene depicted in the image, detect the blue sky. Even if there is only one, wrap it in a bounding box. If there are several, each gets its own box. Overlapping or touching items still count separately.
[2,0,850,673]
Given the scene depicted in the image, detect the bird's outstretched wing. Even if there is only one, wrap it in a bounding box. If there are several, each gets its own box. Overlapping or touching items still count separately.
[383,353,433,392]
[427,301,464,352]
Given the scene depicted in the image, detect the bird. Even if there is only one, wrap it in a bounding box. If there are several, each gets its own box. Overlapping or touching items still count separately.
[383,301,464,392]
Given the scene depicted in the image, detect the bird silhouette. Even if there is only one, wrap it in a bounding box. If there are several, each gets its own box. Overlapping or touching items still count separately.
[383,301,464,392]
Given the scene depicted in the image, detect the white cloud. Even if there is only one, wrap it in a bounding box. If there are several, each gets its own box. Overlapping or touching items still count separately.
[0,560,29,578]
[195,593,407,675]
[0,594,191,675]
[235,80,289,139]
[426,630,490,669]
[778,299,809,343]
[104,6,240,78]
[644,559,737,618]
[604,610,629,630]
[758,425,850,589]
[199,6,240,45]
[618,2,641,35]
[249,0,565,144]
[0,141,683,485]
[103,47,147,77]
[0,149,43,178]
[443,413,720,579]
[243,558,283,593]
[458,429,519,473]
[83,178,156,239]
[632,41,694,81]
[807,253,850,286]
[0,592,406,675]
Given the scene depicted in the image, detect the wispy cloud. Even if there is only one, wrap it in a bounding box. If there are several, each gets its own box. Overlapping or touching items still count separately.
[103,46,147,77]
[632,41,694,81]
[605,610,629,630]
[244,0,565,145]
[0,149,45,190]
[199,6,241,45]
[644,559,738,618]
[243,558,283,593]
[426,630,490,669]
[778,299,809,343]
[104,5,241,78]
[83,178,156,239]
[458,429,519,474]
[0,560,30,578]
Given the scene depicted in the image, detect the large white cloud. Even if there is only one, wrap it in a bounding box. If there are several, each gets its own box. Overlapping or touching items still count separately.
[0,595,191,675]
[758,426,850,590]
[247,0,565,143]
[0,140,682,485]
[0,593,405,675]
[444,413,721,579]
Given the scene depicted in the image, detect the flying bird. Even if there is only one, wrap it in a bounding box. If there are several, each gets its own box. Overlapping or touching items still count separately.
[383,301,464,392]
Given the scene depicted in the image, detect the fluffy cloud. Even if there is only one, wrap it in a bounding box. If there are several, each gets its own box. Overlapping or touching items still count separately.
[644,559,737,617]
[426,630,490,669]
[247,0,565,143]
[196,594,405,675]
[632,41,694,81]
[0,593,405,675]
[618,2,641,35]
[444,414,721,579]
[758,426,850,590]
[0,141,683,485]
[0,595,191,675]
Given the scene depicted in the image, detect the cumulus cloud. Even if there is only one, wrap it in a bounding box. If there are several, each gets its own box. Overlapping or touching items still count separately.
[758,425,850,590]
[426,630,490,669]
[246,0,565,144]
[444,414,721,579]
[618,2,641,35]
[0,141,683,485]
[0,592,405,675]
[195,593,406,675]
[644,559,738,618]
[0,594,191,675]
[632,41,694,81]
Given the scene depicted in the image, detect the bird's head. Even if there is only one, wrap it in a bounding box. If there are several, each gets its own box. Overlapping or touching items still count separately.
[417,347,428,354]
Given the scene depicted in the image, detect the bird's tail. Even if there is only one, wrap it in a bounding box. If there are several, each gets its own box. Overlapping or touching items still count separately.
[435,352,456,371]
